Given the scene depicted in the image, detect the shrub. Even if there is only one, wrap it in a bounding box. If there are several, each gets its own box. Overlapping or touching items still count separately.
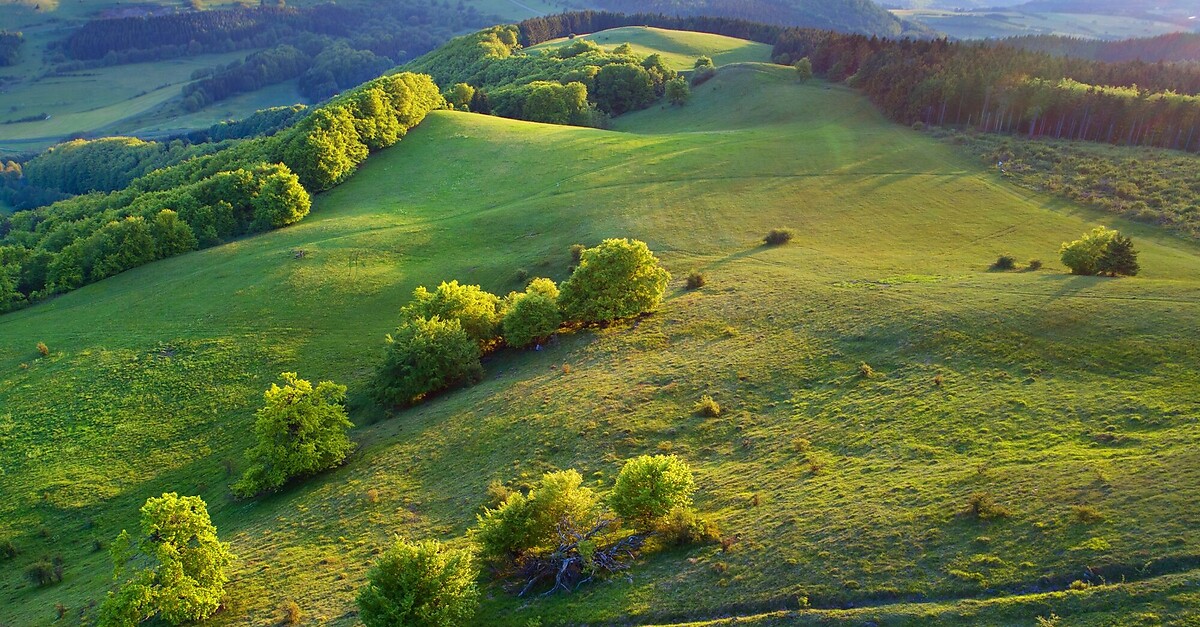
[558,238,671,324]
[474,470,601,564]
[962,492,1011,520]
[372,315,482,408]
[357,538,479,627]
[36,341,49,356]
[233,373,355,498]
[502,279,562,348]
[858,362,876,378]
[1097,233,1139,277]
[402,280,502,347]
[794,57,813,82]
[1060,226,1117,275]
[25,558,62,587]
[0,537,17,559]
[1072,505,1105,524]
[990,254,1016,271]
[693,395,720,417]
[665,76,690,106]
[912,121,926,131]
[1028,259,1043,271]
[569,243,585,265]
[685,270,705,290]
[100,493,233,625]
[610,455,697,527]
[280,600,302,625]
[655,506,720,546]
[763,228,794,246]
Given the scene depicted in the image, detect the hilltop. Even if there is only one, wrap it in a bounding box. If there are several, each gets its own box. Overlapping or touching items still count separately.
[1,26,1200,625]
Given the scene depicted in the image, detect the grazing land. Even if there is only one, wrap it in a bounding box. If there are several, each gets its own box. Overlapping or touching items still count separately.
[2,28,1200,626]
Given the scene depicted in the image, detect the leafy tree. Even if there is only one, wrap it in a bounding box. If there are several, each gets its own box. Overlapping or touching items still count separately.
[610,455,696,528]
[233,373,354,498]
[373,316,482,407]
[502,278,562,348]
[694,56,714,69]
[592,63,656,115]
[150,210,198,258]
[665,76,690,106]
[283,106,368,191]
[1097,233,1140,276]
[1060,226,1117,275]
[447,82,476,110]
[251,165,311,231]
[794,57,813,82]
[558,238,671,324]
[357,538,480,627]
[99,493,233,626]
[90,216,158,280]
[474,470,601,564]
[402,281,502,347]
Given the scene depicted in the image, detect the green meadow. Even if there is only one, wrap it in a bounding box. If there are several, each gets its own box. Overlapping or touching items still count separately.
[1,31,1199,625]
[529,26,773,69]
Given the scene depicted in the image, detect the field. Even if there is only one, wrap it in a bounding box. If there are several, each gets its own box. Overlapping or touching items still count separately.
[894,9,1198,40]
[2,29,1200,626]
[529,26,773,69]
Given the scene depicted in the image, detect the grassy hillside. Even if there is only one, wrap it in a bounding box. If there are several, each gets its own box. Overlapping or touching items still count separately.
[2,43,1200,626]
[528,27,772,69]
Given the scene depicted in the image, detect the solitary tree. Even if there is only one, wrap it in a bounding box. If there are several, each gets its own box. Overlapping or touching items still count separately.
[99,494,233,626]
[557,238,671,324]
[794,57,814,82]
[233,373,355,498]
[1060,226,1117,275]
[357,538,480,627]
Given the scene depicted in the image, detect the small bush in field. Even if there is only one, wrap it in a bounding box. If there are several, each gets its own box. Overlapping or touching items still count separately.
[685,271,706,289]
[1028,259,1043,271]
[858,362,876,378]
[610,455,696,527]
[25,557,62,587]
[963,492,1011,520]
[1072,504,1105,524]
[280,600,302,625]
[357,538,479,627]
[0,538,17,559]
[36,342,49,356]
[569,244,585,265]
[655,506,720,546]
[991,254,1017,271]
[693,395,721,417]
[763,228,794,246]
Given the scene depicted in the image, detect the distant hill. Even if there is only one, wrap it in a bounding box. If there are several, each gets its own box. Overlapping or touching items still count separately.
[592,0,932,37]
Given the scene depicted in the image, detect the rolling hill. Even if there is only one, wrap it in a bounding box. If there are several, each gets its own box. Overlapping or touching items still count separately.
[2,27,1200,625]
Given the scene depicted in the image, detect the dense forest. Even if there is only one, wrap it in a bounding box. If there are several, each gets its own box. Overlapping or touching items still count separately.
[588,0,928,37]
[1002,32,1200,64]
[0,73,445,312]
[0,30,22,66]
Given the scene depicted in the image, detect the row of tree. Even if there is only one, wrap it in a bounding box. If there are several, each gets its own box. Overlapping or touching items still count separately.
[771,31,1200,151]
[22,137,229,195]
[0,72,446,313]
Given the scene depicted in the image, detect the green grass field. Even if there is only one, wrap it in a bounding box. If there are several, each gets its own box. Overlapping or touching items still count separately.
[529,27,773,69]
[894,8,1196,40]
[1,32,1199,625]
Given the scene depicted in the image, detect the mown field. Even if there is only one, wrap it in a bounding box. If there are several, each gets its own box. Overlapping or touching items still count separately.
[1,30,1199,626]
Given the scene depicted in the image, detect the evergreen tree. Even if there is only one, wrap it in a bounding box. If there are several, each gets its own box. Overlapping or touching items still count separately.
[1098,233,1140,277]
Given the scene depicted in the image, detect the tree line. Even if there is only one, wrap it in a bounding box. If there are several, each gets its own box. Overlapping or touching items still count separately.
[0,72,445,313]
[0,30,22,66]
[1003,32,1200,64]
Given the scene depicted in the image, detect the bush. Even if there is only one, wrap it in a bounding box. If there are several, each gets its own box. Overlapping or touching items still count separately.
[402,280,502,347]
[1097,233,1139,277]
[1028,259,1043,271]
[693,395,720,417]
[0,537,17,559]
[474,470,601,564]
[1060,226,1117,275]
[36,341,49,356]
[233,373,355,498]
[569,243,585,265]
[858,362,876,378]
[25,558,63,587]
[280,600,302,625]
[962,492,1011,520]
[794,57,814,82]
[763,228,794,246]
[558,238,671,324]
[665,76,690,106]
[357,538,479,627]
[655,506,720,546]
[372,316,482,408]
[991,254,1016,270]
[685,270,705,290]
[610,455,697,528]
[100,493,233,625]
[502,278,562,348]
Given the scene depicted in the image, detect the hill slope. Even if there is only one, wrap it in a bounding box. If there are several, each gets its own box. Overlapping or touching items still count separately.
[2,48,1200,625]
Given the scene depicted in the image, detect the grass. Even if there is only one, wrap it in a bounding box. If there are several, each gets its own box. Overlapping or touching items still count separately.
[528,26,772,70]
[0,43,1199,625]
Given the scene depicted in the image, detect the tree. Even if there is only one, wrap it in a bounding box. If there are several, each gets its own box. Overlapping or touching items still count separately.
[447,83,475,110]
[1097,233,1140,276]
[474,469,601,564]
[403,281,502,348]
[502,278,562,348]
[665,76,690,106]
[150,210,198,258]
[373,315,482,407]
[794,57,813,82]
[357,538,480,627]
[251,165,311,231]
[592,63,656,116]
[558,238,671,324]
[99,493,233,626]
[1060,226,1117,275]
[610,455,696,528]
[233,373,355,498]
